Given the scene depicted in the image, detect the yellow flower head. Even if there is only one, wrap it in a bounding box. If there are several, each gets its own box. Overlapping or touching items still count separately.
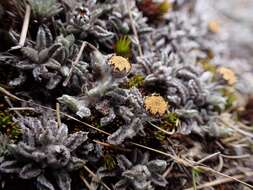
[217,67,236,85]
[208,20,220,33]
[108,55,131,74]
[159,0,172,14]
[144,95,168,117]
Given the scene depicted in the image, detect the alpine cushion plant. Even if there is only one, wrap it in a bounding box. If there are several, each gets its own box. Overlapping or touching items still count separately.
[0,0,252,189]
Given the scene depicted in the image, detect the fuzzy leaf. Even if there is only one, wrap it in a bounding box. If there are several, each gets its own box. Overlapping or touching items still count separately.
[107,118,143,145]
[147,160,167,173]
[38,127,54,146]
[64,131,88,151]
[37,174,55,190]
[19,163,41,179]
[21,47,39,63]
[66,156,86,171]
[116,155,132,170]
[53,170,71,190]
[36,25,47,50]
[114,179,128,190]
[150,173,167,187]
[0,160,21,173]
[97,166,117,178]
[55,123,68,143]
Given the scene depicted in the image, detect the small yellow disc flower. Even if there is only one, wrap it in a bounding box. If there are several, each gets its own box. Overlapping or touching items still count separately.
[217,67,237,85]
[108,55,131,74]
[144,95,168,117]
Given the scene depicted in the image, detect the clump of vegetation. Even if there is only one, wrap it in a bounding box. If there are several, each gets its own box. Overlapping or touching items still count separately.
[128,74,145,88]
[0,0,252,190]
[162,112,180,128]
[115,36,132,57]
[0,111,21,141]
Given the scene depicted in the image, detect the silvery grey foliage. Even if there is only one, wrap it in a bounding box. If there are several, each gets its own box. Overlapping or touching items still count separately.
[137,50,227,134]
[192,115,234,137]
[0,134,10,189]
[58,42,127,118]
[104,0,153,53]
[77,141,103,163]
[0,25,90,90]
[0,0,251,189]
[20,25,77,89]
[58,42,150,144]
[0,134,9,157]
[65,0,151,49]
[106,87,149,144]
[0,116,88,190]
[98,150,167,190]
[29,0,63,20]
[106,0,152,42]
[66,0,115,45]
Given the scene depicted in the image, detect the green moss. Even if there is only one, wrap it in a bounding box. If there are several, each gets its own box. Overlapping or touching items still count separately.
[128,74,145,88]
[154,112,179,142]
[0,111,21,141]
[154,130,166,141]
[103,154,117,170]
[0,112,12,127]
[115,36,131,57]
[163,112,180,127]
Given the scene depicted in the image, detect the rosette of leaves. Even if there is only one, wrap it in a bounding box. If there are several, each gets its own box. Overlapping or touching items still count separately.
[58,43,161,144]
[0,116,88,190]
[98,149,167,190]
[58,42,131,118]
[138,51,227,134]
[104,0,152,50]
[165,65,227,134]
[106,87,148,145]
[29,0,63,21]
[108,0,152,35]
[4,24,81,89]
[145,7,211,60]
[67,1,114,45]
